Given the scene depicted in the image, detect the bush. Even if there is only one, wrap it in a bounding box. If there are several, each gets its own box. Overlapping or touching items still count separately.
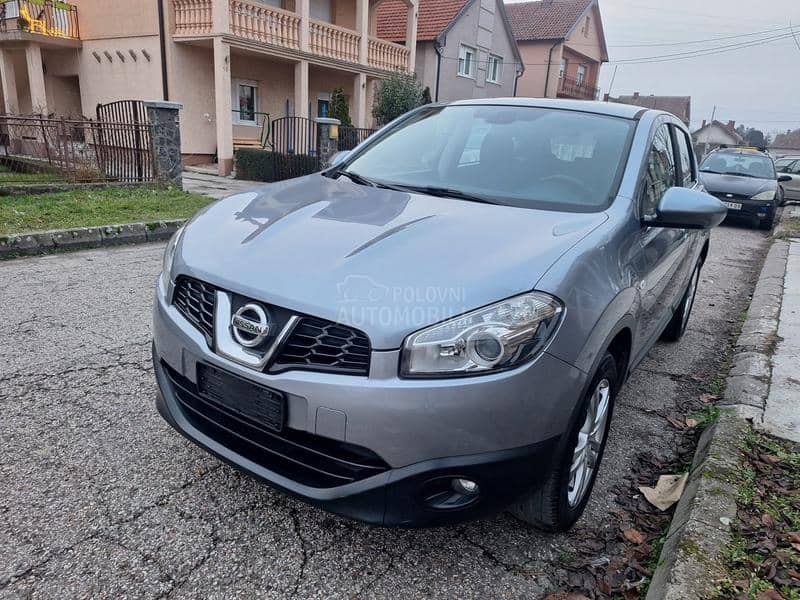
[372,73,425,126]
[330,87,352,127]
[235,148,320,182]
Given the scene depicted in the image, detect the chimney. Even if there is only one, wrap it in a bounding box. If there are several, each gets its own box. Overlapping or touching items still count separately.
[702,119,706,128]
[633,91,640,99]
[727,120,735,130]
[603,93,610,102]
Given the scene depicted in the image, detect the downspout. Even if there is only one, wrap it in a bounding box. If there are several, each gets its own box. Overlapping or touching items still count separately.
[157,0,169,100]
[434,38,444,102]
[543,40,559,97]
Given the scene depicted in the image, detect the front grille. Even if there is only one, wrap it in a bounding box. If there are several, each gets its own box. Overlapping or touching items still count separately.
[172,276,371,376]
[162,362,389,488]
[274,317,371,375]
[173,277,216,340]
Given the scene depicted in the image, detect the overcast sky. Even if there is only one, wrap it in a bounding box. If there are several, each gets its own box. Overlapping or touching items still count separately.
[509,0,800,135]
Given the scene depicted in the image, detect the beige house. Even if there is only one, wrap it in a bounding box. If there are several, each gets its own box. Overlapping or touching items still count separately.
[0,0,418,175]
[505,0,607,101]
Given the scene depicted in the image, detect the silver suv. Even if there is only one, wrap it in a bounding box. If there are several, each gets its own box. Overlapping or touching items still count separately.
[152,99,726,530]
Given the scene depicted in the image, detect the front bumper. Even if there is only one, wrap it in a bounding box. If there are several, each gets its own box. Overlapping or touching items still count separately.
[717,197,775,222]
[152,279,585,525]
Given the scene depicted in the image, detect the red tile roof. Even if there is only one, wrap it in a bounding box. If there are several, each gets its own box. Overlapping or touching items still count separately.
[506,0,593,41]
[613,94,692,125]
[376,0,472,43]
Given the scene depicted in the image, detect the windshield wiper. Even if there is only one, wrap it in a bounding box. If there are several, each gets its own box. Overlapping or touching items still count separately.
[394,184,497,205]
[723,171,759,179]
[337,170,377,187]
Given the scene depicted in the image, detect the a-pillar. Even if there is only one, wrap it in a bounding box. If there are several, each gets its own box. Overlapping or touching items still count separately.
[213,38,233,176]
[352,72,367,128]
[25,44,47,115]
[294,60,309,118]
[0,48,19,113]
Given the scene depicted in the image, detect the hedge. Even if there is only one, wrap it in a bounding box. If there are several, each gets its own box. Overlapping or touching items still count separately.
[235,148,320,182]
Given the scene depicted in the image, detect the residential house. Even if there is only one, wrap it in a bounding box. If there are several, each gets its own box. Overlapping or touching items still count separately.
[506,0,607,100]
[607,92,691,126]
[692,119,744,158]
[0,0,418,175]
[376,0,523,101]
[769,129,800,158]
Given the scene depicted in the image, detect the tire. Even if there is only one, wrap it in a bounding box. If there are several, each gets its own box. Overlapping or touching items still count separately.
[510,352,618,532]
[759,214,775,230]
[661,261,701,342]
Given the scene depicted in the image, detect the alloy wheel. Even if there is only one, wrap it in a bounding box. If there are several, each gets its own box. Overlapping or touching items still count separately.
[567,378,611,507]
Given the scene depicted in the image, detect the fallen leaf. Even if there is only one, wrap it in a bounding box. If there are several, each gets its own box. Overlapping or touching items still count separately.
[791,542,800,552]
[760,453,781,464]
[665,414,686,429]
[733,579,750,589]
[639,474,689,511]
[762,513,776,529]
[756,590,784,600]
[686,417,699,428]
[623,528,646,545]
[787,568,800,580]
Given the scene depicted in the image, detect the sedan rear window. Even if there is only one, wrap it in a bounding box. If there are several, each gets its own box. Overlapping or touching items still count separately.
[700,152,776,179]
[342,105,635,212]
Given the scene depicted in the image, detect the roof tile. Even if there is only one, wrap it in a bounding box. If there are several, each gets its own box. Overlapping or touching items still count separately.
[377,0,472,43]
[506,0,593,41]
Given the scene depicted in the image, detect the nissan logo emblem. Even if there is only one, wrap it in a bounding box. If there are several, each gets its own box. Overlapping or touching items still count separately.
[231,303,270,348]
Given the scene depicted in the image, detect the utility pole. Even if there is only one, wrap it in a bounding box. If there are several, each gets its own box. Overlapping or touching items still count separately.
[711,105,717,122]
[606,65,619,100]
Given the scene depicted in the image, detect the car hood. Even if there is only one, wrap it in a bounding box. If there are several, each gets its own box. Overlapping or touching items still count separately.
[175,174,608,349]
[699,172,777,197]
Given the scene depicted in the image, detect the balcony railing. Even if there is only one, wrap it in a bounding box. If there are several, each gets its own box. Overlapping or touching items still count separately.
[0,0,79,40]
[174,0,213,36]
[558,76,599,101]
[368,37,409,71]
[171,0,409,71]
[310,19,359,63]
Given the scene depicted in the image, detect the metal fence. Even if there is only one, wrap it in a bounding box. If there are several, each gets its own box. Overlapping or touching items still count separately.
[0,0,80,39]
[0,114,155,183]
[338,126,376,151]
[270,116,320,179]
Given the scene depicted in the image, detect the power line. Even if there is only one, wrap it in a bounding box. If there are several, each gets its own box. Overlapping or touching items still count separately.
[606,24,797,48]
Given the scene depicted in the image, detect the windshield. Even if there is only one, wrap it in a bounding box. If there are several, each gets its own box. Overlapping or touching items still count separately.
[341,105,635,212]
[700,152,776,179]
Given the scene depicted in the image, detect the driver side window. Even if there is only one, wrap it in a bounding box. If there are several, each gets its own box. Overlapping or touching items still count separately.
[642,124,677,221]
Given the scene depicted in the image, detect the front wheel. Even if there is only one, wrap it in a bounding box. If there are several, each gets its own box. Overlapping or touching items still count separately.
[510,353,618,532]
[661,261,701,342]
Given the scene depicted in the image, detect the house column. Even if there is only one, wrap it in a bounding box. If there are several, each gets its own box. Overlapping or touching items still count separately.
[0,48,19,114]
[352,72,367,128]
[25,44,48,115]
[213,38,234,176]
[212,0,230,34]
[298,0,310,52]
[405,0,418,71]
[356,0,368,65]
[294,60,309,119]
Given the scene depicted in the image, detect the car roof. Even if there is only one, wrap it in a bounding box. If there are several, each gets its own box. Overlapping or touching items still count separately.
[709,147,771,158]
[446,97,649,120]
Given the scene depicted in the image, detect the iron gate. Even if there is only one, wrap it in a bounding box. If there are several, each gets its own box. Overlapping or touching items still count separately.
[95,100,155,182]
[269,117,320,179]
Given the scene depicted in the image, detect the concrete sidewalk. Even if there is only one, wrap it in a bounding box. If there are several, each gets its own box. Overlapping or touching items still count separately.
[182,169,262,200]
[761,205,800,442]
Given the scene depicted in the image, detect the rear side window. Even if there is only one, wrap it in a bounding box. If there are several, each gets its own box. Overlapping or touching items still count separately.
[642,124,676,220]
[673,127,695,187]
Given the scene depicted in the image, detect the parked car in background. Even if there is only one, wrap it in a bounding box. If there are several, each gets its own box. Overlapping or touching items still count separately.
[699,147,790,230]
[152,99,726,532]
[774,155,800,203]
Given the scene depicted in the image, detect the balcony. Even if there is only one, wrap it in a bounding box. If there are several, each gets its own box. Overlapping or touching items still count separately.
[172,0,410,72]
[557,76,599,101]
[0,0,80,46]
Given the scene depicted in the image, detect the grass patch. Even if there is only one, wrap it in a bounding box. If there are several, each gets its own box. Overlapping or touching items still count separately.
[715,431,800,599]
[0,187,213,235]
[779,216,800,238]
[0,164,63,184]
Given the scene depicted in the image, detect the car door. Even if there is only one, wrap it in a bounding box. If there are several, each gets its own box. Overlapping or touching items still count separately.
[785,161,800,199]
[632,121,690,352]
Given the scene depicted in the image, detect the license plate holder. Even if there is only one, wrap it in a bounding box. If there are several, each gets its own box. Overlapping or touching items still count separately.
[723,201,742,211]
[197,363,285,432]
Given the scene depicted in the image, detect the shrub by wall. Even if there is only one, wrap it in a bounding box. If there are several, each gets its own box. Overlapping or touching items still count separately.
[235,149,320,182]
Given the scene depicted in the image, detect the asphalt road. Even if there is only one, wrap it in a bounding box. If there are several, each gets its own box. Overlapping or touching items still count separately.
[0,224,769,599]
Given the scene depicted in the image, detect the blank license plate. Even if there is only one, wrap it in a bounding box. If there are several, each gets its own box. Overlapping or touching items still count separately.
[197,364,285,432]
[723,201,742,210]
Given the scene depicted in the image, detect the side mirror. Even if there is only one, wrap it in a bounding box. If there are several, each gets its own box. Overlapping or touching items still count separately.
[649,187,727,229]
[330,150,351,167]
[778,174,792,183]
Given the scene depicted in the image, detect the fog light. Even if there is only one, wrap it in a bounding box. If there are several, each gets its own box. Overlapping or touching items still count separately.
[452,478,479,495]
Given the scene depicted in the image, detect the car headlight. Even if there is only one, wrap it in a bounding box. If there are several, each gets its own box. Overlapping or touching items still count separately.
[160,226,185,287]
[400,292,564,377]
[751,190,776,201]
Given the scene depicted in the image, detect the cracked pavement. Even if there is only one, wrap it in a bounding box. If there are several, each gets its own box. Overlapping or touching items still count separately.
[0,224,769,599]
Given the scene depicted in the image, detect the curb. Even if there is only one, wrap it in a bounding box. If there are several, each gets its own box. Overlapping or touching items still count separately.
[645,240,789,600]
[0,219,185,259]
